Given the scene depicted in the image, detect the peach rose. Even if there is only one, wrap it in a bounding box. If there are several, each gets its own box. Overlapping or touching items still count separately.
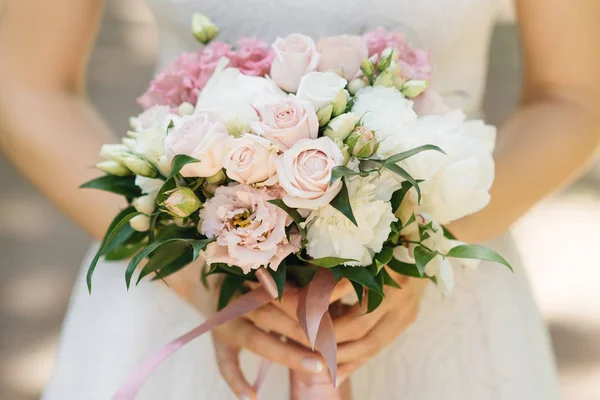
[223,134,278,185]
[252,97,319,150]
[276,137,344,209]
[270,33,320,93]
[317,35,368,81]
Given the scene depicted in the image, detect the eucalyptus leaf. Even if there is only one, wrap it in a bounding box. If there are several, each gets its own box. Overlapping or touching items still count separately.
[80,175,142,198]
[330,180,358,226]
[446,244,513,272]
[338,266,384,296]
[413,246,438,277]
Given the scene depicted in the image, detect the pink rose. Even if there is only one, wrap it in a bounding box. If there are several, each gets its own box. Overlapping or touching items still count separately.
[228,37,274,77]
[363,28,433,80]
[276,137,344,209]
[164,112,229,177]
[223,134,278,185]
[317,35,368,81]
[252,97,319,150]
[200,184,301,272]
[270,33,320,93]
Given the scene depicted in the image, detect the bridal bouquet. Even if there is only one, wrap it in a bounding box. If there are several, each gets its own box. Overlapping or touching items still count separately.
[83,13,511,400]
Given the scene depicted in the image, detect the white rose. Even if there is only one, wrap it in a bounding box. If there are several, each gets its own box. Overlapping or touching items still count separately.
[195,60,286,133]
[276,137,344,209]
[351,86,417,157]
[270,33,320,93]
[296,72,347,112]
[323,112,360,141]
[164,112,230,178]
[223,134,278,185]
[393,111,496,224]
[304,175,397,266]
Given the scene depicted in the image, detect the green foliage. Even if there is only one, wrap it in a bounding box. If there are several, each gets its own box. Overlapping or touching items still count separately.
[338,266,384,296]
[217,275,246,310]
[80,175,142,199]
[269,262,287,301]
[267,199,306,237]
[299,254,358,268]
[387,257,423,278]
[446,244,513,271]
[330,180,358,226]
[374,247,394,273]
[383,145,445,166]
[413,246,438,277]
[330,166,379,183]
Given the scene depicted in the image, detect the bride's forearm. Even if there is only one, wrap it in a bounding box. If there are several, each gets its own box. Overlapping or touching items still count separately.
[450,94,600,243]
[0,90,125,240]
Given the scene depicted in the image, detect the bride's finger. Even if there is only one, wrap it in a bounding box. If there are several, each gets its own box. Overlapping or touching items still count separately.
[332,303,383,343]
[215,318,325,374]
[244,304,311,347]
[213,337,255,400]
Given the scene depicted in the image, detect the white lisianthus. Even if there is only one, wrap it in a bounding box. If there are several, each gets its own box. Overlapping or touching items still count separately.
[323,112,359,141]
[296,72,347,112]
[351,86,417,156]
[304,176,397,266]
[391,111,496,223]
[129,105,181,166]
[135,176,164,197]
[195,60,286,133]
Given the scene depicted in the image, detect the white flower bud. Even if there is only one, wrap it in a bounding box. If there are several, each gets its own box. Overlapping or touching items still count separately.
[192,13,219,45]
[157,155,172,177]
[132,194,156,215]
[127,130,138,139]
[401,80,428,98]
[346,126,378,158]
[381,47,399,62]
[323,112,360,141]
[130,214,151,232]
[100,144,129,162]
[373,70,395,87]
[347,78,367,95]
[164,187,202,218]
[331,89,348,117]
[95,160,131,177]
[206,169,226,185]
[360,59,375,79]
[332,139,352,165]
[129,117,139,131]
[178,102,195,116]
[120,153,158,178]
[316,104,334,127]
[122,137,136,149]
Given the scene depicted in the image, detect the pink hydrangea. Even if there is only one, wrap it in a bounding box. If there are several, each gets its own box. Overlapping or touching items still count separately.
[138,39,274,110]
[363,28,433,80]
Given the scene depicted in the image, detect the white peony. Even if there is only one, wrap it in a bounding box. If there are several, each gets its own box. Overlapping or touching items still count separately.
[351,86,417,157]
[195,59,285,133]
[304,175,396,266]
[390,111,496,224]
[132,105,181,166]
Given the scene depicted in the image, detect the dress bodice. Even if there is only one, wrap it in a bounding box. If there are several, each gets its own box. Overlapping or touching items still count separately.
[146,0,504,115]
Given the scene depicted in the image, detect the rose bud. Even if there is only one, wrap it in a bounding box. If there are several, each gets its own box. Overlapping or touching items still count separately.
[374,70,394,87]
[178,102,195,116]
[346,126,378,158]
[164,187,202,218]
[100,144,129,162]
[191,13,218,45]
[360,58,375,79]
[316,104,334,127]
[347,78,367,95]
[130,214,151,232]
[95,160,131,177]
[206,169,227,185]
[401,80,428,98]
[331,89,348,117]
[323,112,360,141]
[120,153,158,178]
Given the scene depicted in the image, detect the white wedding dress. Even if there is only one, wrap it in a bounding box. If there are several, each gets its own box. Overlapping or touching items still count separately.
[43,1,561,399]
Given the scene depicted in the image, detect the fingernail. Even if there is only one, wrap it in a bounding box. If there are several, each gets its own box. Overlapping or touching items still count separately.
[238,393,250,400]
[301,358,324,373]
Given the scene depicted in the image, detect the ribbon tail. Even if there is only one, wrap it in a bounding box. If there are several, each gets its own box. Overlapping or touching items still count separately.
[253,358,272,392]
[315,311,337,388]
[297,269,337,349]
[112,287,274,400]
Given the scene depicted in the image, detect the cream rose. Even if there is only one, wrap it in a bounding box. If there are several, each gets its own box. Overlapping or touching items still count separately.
[317,35,368,81]
[270,33,320,93]
[276,137,344,209]
[252,97,319,150]
[223,134,278,185]
[164,112,229,178]
[296,71,347,112]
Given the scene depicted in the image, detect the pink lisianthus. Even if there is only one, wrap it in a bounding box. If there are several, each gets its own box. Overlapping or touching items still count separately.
[363,28,433,80]
[200,184,301,273]
[228,37,274,77]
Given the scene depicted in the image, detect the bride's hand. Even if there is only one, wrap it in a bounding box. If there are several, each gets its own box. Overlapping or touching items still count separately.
[211,279,354,399]
[334,269,428,380]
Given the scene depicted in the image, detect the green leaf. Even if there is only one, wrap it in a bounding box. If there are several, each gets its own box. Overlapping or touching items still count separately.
[104,239,147,261]
[413,246,438,277]
[382,163,422,203]
[374,247,394,273]
[330,180,358,226]
[366,272,385,313]
[136,240,191,284]
[167,154,200,180]
[269,262,287,301]
[442,226,457,240]
[387,257,423,278]
[101,223,135,255]
[446,244,513,272]
[299,254,357,268]
[286,264,318,287]
[150,252,196,281]
[390,181,413,213]
[381,267,401,289]
[330,166,378,183]
[218,275,245,310]
[125,238,211,288]
[267,199,306,236]
[383,144,445,166]
[86,208,141,292]
[155,177,178,205]
[80,175,142,198]
[338,266,384,296]
[203,263,249,279]
[350,281,364,305]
